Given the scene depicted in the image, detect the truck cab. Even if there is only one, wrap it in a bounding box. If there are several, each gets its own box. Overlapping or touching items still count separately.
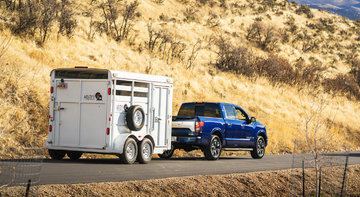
[160,102,267,160]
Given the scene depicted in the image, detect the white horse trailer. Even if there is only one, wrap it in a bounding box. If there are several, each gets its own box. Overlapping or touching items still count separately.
[45,68,173,164]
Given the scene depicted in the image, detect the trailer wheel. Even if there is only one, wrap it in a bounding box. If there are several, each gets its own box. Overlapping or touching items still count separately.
[158,145,175,159]
[67,151,82,160]
[120,138,138,164]
[137,138,153,164]
[126,105,145,131]
[48,149,66,160]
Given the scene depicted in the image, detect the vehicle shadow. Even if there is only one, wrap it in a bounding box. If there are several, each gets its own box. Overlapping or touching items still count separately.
[155,156,251,161]
[38,156,251,164]
[322,152,360,157]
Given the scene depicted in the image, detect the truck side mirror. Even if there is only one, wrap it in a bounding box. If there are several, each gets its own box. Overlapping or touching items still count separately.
[251,117,256,122]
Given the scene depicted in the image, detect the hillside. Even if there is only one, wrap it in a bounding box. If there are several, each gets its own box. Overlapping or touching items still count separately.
[0,0,359,156]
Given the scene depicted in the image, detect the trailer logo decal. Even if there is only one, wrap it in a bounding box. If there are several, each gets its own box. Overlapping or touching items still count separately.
[95,92,102,101]
[84,92,103,101]
[84,95,95,100]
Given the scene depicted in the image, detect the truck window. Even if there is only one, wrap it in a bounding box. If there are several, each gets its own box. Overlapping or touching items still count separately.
[235,108,248,121]
[178,103,195,116]
[203,103,222,118]
[224,105,237,120]
[177,103,222,118]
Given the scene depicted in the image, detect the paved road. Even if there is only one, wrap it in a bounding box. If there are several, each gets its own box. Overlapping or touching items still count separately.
[38,152,360,185]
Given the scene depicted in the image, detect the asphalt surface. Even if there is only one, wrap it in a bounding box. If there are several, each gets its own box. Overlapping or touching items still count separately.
[36,152,360,185]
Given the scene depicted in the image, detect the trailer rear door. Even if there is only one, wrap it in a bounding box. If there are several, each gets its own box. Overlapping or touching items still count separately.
[52,70,109,149]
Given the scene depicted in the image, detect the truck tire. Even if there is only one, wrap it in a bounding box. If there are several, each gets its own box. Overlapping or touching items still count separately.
[126,105,145,131]
[158,145,175,159]
[204,135,222,160]
[67,151,82,160]
[48,149,66,160]
[137,138,153,164]
[120,138,138,164]
[251,136,265,159]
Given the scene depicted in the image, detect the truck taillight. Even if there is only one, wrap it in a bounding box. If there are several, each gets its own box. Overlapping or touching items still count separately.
[106,128,110,135]
[50,86,54,93]
[49,125,52,132]
[108,88,111,95]
[195,121,204,132]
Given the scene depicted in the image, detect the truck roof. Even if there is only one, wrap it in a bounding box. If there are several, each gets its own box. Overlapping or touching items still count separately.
[181,102,234,106]
[51,68,173,84]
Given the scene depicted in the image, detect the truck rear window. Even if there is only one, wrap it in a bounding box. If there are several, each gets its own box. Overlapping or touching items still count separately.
[55,69,108,79]
[177,103,222,118]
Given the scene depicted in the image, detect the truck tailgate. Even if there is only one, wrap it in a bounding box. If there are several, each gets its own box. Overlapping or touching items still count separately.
[172,117,197,136]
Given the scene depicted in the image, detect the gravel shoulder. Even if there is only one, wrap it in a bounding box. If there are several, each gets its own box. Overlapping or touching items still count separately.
[1,164,359,197]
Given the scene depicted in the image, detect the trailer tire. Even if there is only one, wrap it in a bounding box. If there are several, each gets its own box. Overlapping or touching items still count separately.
[120,138,138,164]
[137,138,153,164]
[126,105,145,131]
[67,151,82,160]
[48,149,66,160]
[158,145,175,159]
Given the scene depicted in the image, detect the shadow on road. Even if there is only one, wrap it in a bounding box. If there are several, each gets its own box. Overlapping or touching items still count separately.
[39,156,251,164]
[322,152,360,157]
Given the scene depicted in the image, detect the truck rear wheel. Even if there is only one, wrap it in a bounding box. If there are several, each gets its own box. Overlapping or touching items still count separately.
[67,151,82,160]
[251,136,265,159]
[48,149,66,160]
[120,138,138,164]
[137,138,153,164]
[204,135,222,160]
[158,145,174,159]
[126,105,145,131]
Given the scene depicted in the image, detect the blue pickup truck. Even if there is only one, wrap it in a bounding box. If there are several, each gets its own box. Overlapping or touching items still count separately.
[158,102,267,160]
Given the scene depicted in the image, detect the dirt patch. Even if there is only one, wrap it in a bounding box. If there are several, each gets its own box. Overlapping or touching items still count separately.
[1,164,359,196]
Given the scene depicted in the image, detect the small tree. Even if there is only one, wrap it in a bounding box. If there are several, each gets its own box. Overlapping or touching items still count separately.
[99,0,139,41]
[38,0,58,43]
[246,21,279,51]
[58,0,77,38]
[298,89,338,197]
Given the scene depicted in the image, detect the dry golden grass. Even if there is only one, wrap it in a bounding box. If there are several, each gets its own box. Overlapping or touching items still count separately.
[0,0,359,157]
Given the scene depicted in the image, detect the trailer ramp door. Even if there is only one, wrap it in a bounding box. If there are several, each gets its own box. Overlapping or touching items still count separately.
[54,79,108,149]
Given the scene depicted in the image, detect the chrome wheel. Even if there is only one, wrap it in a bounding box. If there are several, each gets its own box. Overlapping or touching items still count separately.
[134,110,143,126]
[210,137,221,158]
[251,135,266,159]
[205,135,222,160]
[126,142,136,160]
[142,142,151,159]
[257,137,265,157]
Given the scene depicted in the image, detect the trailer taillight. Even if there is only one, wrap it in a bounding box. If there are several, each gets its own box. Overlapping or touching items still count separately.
[108,88,111,95]
[106,128,110,135]
[49,125,52,132]
[195,121,204,132]
[50,86,54,93]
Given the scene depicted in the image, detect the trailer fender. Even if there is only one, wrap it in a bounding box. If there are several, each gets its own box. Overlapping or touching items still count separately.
[113,134,137,154]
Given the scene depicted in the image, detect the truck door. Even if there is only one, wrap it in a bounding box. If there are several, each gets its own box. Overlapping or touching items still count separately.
[151,86,170,148]
[53,79,108,149]
[223,105,249,147]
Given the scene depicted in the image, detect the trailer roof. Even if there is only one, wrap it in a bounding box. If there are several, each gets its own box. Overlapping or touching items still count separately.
[110,70,173,84]
[51,68,173,84]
